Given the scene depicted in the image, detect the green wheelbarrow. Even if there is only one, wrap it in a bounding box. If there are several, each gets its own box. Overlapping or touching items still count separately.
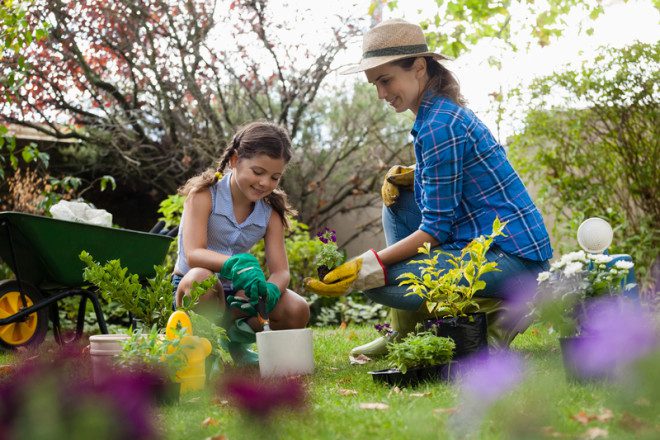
[0,211,174,349]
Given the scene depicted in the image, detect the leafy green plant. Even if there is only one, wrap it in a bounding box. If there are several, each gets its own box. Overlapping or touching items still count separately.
[80,250,218,330]
[385,330,455,374]
[398,218,507,318]
[314,227,345,272]
[157,194,185,228]
[117,324,189,381]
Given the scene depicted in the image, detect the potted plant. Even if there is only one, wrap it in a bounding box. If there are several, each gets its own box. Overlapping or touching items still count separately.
[534,250,635,381]
[397,218,506,358]
[314,227,345,280]
[79,250,218,330]
[116,324,189,404]
[369,327,455,387]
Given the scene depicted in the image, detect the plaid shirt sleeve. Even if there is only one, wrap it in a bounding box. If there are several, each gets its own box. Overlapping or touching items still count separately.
[415,120,465,243]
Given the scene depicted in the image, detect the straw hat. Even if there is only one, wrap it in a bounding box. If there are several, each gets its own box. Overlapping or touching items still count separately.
[341,19,449,75]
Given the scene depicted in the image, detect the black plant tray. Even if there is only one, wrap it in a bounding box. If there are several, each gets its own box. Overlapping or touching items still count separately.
[369,362,454,387]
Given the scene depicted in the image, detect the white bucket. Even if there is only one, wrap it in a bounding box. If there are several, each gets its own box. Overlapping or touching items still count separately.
[89,334,130,383]
[256,328,314,377]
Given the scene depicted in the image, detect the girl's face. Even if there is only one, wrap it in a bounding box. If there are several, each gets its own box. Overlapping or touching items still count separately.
[365,59,427,114]
[230,153,286,202]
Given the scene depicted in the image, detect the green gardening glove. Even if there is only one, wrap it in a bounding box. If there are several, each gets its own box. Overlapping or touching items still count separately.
[246,280,281,314]
[225,294,258,316]
[220,254,266,316]
[220,253,266,292]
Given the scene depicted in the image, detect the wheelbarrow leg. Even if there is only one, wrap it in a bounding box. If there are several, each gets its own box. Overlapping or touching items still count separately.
[49,300,63,345]
[86,289,108,334]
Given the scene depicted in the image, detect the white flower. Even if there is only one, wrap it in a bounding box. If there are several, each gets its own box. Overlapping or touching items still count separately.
[590,254,613,264]
[615,260,634,270]
[559,250,587,266]
[563,261,584,276]
[537,271,551,283]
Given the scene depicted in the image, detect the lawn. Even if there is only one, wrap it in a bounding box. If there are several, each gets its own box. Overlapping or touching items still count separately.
[159,324,659,440]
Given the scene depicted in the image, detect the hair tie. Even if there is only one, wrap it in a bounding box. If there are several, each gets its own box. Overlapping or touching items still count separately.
[215,171,223,180]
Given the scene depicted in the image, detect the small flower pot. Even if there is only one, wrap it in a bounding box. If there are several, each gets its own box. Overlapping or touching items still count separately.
[369,362,454,387]
[317,265,331,280]
[559,336,617,383]
[426,312,488,358]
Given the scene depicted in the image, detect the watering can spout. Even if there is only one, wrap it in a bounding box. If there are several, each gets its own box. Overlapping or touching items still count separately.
[166,310,212,393]
[577,217,613,254]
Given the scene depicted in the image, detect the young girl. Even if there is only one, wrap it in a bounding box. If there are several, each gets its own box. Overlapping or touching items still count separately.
[306,19,552,354]
[172,121,310,364]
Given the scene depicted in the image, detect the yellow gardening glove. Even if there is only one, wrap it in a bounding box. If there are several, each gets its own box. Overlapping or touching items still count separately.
[304,249,387,297]
[381,165,415,207]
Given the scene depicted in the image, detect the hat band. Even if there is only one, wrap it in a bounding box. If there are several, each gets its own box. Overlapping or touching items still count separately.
[363,44,429,59]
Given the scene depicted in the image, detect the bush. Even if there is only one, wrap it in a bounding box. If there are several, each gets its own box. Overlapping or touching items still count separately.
[509,41,659,291]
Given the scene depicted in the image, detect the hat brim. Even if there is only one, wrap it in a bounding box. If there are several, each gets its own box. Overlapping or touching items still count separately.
[339,51,450,75]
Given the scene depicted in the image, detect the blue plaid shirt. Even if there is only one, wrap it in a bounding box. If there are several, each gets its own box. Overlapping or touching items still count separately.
[412,94,553,261]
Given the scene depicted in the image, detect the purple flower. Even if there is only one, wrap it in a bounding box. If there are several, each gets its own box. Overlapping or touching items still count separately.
[221,374,306,418]
[0,344,161,440]
[456,350,526,404]
[449,350,526,437]
[316,227,337,245]
[565,297,658,378]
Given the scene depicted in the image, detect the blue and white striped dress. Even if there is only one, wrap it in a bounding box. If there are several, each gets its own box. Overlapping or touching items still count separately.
[174,172,272,287]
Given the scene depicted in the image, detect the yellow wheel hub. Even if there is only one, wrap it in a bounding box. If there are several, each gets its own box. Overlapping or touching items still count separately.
[0,290,38,345]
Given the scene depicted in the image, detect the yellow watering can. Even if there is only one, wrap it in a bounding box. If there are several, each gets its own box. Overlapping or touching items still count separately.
[166,310,212,393]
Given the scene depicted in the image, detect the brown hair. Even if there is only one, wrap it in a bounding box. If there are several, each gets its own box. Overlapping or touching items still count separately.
[179,121,297,228]
[391,56,466,107]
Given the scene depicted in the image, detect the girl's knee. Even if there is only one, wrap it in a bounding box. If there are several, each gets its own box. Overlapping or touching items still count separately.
[176,268,220,307]
[271,290,310,329]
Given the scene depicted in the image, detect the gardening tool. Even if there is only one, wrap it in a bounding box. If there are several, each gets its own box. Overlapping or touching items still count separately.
[257,291,271,332]
[166,310,212,393]
[0,211,172,349]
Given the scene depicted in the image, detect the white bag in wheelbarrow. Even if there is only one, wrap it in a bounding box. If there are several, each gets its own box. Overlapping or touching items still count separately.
[49,200,113,227]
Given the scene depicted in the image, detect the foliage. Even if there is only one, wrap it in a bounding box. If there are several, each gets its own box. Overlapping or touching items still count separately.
[158,194,185,229]
[534,250,635,337]
[116,324,189,381]
[0,0,50,181]
[385,330,455,374]
[310,292,387,327]
[188,310,231,367]
[79,250,218,330]
[398,218,506,318]
[314,227,345,271]
[251,217,324,293]
[508,41,659,288]
[380,0,609,58]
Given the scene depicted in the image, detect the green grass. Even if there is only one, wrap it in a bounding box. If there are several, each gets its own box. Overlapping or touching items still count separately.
[158,325,660,440]
[1,325,657,439]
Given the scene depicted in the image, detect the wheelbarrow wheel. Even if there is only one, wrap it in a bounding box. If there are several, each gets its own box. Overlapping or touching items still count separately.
[0,280,49,349]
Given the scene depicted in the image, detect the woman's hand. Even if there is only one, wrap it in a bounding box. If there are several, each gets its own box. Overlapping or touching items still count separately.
[304,249,387,297]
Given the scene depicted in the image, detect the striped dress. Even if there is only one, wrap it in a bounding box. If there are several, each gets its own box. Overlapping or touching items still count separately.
[174,172,272,287]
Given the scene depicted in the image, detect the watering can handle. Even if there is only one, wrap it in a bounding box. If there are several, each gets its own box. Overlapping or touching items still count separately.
[166,310,193,340]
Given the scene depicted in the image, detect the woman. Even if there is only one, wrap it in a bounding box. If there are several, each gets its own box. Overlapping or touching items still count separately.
[305,19,552,355]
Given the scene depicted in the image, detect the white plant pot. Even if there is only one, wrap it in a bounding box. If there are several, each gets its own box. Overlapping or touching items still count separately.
[89,334,130,383]
[256,328,314,377]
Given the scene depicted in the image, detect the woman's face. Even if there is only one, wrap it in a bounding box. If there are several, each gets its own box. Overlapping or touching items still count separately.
[230,153,286,202]
[365,59,427,114]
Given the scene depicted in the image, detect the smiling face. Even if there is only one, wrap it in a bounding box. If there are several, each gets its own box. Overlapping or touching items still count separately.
[230,153,286,202]
[365,58,428,114]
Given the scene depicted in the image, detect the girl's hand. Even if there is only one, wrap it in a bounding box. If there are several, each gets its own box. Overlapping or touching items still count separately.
[226,293,258,316]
